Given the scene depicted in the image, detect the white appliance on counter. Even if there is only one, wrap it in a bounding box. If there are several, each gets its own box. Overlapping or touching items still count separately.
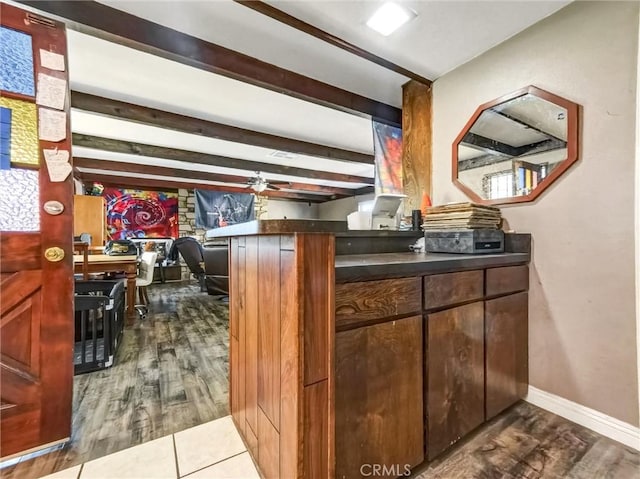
[347,194,406,230]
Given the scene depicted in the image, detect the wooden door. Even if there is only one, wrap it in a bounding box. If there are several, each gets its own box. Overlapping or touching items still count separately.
[336,315,424,479]
[426,302,484,460]
[485,292,528,420]
[1,4,74,459]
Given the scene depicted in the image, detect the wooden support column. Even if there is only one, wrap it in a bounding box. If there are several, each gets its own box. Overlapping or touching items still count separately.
[402,80,432,212]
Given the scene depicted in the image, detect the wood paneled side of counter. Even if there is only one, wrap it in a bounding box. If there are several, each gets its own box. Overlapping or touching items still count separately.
[298,234,335,479]
[258,236,281,430]
[246,237,259,438]
[229,234,334,479]
[280,249,301,479]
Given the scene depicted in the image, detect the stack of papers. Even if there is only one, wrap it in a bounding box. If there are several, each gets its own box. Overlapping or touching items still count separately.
[422,202,502,230]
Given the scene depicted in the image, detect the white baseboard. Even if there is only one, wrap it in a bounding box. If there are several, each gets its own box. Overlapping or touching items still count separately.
[525,386,640,451]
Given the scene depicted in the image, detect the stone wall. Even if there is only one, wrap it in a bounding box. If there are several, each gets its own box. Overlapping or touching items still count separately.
[177,188,206,280]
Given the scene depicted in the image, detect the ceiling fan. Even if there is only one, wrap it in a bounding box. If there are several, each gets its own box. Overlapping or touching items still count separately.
[245,172,290,193]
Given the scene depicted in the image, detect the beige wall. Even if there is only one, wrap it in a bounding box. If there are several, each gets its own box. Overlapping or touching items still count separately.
[432,1,639,425]
[266,198,319,219]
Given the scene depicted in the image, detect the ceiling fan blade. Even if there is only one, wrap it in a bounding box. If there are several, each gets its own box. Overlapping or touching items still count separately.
[267,184,281,191]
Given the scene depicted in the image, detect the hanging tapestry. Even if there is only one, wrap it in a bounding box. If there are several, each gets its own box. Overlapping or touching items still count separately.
[103,187,179,239]
[372,121,403,195]
[195,189,255,229]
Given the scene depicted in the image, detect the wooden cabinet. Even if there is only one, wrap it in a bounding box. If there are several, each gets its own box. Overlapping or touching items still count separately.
[229,234,334,479]
[426,302,485,460]
[73,195,105,246]
[485,292,528,420]
[335,315,424,479]
[227,226,530,477]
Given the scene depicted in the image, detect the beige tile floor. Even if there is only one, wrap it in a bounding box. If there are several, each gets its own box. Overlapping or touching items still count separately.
[38,416,260,479]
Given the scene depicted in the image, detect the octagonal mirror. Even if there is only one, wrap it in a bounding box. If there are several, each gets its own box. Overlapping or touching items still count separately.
[452,86,579,205]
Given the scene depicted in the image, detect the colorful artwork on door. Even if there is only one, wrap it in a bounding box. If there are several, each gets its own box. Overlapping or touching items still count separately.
[103,187,179,240]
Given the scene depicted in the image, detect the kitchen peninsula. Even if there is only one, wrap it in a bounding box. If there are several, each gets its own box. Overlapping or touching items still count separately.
[206,220,530,479]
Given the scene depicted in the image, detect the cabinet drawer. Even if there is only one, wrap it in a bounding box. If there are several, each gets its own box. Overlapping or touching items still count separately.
[424,270,483,310]
[486,265,529,296]
[335,277,421,329]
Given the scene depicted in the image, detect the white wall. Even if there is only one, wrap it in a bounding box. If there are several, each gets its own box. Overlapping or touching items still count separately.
[265,199,318,219]
[432,1,639,425]
[318,193,374,220]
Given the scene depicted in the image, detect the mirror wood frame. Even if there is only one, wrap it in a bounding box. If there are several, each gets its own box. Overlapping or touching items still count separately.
[452,85,579,205]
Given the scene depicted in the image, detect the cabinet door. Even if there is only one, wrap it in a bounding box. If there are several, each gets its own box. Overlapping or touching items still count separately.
[427,302,484,460]
[336,315,423,479]
[73,195,105,245]
[485,292,528,420]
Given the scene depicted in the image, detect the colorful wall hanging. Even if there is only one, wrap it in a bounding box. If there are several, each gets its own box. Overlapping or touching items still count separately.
[103,187,179,240]
[372,121,403,195]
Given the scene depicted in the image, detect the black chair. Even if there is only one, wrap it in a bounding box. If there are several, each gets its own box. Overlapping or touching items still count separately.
[170,237,207,291]
[203,245,229,297]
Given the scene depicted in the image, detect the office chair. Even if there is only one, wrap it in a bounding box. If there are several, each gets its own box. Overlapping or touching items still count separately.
[170,237,207,292]
[135,251,157,319]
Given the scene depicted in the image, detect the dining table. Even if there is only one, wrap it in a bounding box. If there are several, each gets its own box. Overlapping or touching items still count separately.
[73,254,138,319]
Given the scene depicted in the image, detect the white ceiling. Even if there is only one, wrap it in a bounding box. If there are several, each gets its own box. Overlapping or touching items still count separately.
[263,0,571,79]
[53,0,573,199]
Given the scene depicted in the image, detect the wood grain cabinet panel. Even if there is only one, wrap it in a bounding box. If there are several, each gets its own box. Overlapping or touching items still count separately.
[230,336,240,431]
[257,236,281,429]
[427,302,484,460]
[336,315,424,478]
[257,407,280,479]
[485,292,528,420]
[335,277,421,329]
[486,265,528,297]
[245,237,259,434]
[424,270,483,310]
[304,381,328,479]
[280,250,301,479]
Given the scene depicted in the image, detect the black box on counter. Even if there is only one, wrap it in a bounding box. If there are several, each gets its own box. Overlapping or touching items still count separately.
[424,229,504,254]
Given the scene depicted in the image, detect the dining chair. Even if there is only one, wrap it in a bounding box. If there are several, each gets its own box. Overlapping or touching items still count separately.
[135,251,157,319]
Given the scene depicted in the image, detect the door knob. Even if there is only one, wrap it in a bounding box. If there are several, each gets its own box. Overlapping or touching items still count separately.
[44,247,65,262]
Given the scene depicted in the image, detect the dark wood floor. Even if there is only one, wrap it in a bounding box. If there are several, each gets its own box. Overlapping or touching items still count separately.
[3,281,230,479]
[412,401,639,479]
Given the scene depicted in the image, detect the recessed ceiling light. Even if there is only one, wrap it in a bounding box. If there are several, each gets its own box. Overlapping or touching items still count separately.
[366,2,416,37]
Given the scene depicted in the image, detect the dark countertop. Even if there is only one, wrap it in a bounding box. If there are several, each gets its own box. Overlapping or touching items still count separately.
[205,219,348,238]
[335,251,530,283]
[205,219,425,239]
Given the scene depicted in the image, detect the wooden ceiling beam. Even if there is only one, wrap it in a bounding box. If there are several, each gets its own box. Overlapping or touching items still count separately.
[71,91,373,164]
[236,1,432,86]
[72,134,374,185]
[18,0,402,126]
[78,172,329,203]
[74,157,357,197]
